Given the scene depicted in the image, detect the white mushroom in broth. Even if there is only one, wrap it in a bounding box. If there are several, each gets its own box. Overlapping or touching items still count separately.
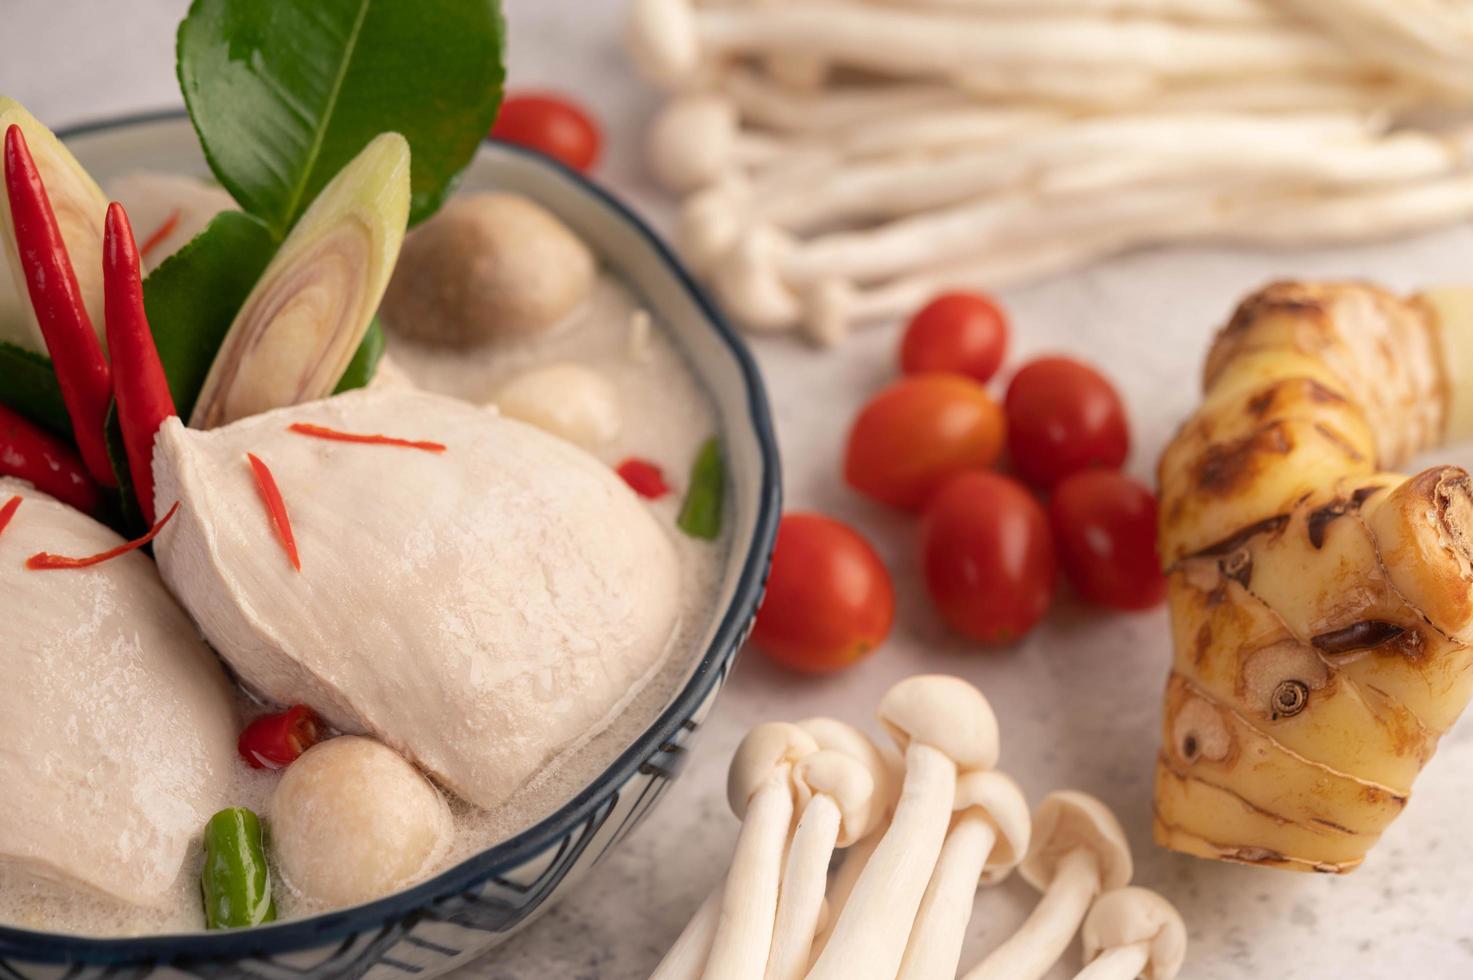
[381,192,595,347]
[270,736,453,907]
[494,361,622,450]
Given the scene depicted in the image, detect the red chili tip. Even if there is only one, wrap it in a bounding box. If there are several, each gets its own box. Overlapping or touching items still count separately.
[139,208,182,261]
[237,704,322,770]
[26,500,179,570]
[616,458,672,499]
[286,422,447,453]
[246,452,300,572]
[0,495,21,540]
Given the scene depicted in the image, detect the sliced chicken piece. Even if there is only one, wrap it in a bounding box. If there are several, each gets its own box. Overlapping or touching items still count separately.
[153,387,682,810]
[0,478,238,907]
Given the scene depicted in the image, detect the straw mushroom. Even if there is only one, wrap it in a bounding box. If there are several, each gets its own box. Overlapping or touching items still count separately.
[493,362,621,450]
[1076,887,1187,980]
[381,193,594,347]
[961,791,1133,980]
[702,722,819,980]
[269,736,452,907]
[806,676,1000,980]
[896,770,1032,980]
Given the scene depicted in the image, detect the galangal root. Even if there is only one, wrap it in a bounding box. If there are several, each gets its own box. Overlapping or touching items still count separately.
[1155,280,1473,873]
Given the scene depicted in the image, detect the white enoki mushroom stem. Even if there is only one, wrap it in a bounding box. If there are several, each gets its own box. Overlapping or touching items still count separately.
[1074,943,1153,980]
[720,68,964,134]
[895,817,1000,980]
[806,826,881,964]
[804,743,956,980]
[688,5,1355,80]
[961,847,1102,980]
[870,0,1278,23]
[764,793,842,980]
[649,887,721,980]
[1288,0,1473,99]
[703,769,794,980]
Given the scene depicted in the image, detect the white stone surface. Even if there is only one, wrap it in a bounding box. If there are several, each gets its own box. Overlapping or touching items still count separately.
[5,2,1473,977]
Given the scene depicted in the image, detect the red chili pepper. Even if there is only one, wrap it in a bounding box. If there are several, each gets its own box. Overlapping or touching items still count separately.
[0,403,104,515]
[246,452,300,571]
[616,457,672,499]
[103,203,177,526]
[3,125,115,488]
[26,499,179,570]
[138,208,181,262]
[287,422,447,453]
[0,495,20,540]
[237,705,322,769]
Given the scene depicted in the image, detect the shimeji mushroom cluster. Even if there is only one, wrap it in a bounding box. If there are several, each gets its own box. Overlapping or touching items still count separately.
[626,0,1473,346]
[651,676,1186,980]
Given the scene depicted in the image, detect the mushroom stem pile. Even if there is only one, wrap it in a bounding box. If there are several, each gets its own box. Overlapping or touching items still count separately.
[627,0,1473,345]
[650,674,1187,978]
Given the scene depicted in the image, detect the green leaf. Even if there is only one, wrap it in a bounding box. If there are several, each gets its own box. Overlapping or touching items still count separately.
[144,211,277,420]
[678,438,726,541]
[177,0,506,235]
[334,317,384,394]
[0,341,71,439]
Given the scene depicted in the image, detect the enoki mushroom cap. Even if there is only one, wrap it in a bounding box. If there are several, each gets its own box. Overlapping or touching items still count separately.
[800,278,856,349]
[713,224,803,332]
[647,95,739,193]
[793,750,877,847]
[799,716,901,823]
[727,722,820,818]
[876,675,1000,771]
[1020,790,1133,892]
[953,770,1032,884]
[1081,887,1187,980]
[625,0,700,88]
[678,183,747,275]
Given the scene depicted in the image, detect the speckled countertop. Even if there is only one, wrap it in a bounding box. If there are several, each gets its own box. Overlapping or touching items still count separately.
[5,2,1473,977]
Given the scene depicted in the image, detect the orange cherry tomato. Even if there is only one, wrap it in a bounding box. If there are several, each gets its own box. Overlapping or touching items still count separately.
[1005,356,1129,489]
[899,291,1009,383]
[844,375,1005,510]
[751,513,895,675]
[920,472,1056,644]
[1050,470,1167,611]
[491,94,602,172]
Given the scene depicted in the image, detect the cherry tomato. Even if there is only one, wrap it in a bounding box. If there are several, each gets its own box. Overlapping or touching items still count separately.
[919,472,1055,644]
[899,291,1009,382]
[751,513,895,674]
[491,94,601,172]
[1050,470,1167,611]
[845,375,1005,510]
[1004,356,1129,489]
[238,705,322,770]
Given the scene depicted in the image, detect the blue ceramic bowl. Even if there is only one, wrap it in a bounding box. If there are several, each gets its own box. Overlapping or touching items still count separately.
[0,112,780,979]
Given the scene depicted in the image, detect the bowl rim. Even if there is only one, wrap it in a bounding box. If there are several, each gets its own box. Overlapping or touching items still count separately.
[0,109,781,962]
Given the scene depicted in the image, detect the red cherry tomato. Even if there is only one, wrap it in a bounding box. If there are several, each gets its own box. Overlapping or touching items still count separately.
[919,472,1055,644]
[1050,470,1167,611]
[1005,356,1129,489]
[845,375,1006,510]
[751,513,895,674]
[491,94,601,172]
[238,705,322,770]
[899,292,1009,383]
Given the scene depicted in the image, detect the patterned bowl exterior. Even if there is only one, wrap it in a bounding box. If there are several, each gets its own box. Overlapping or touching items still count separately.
[0,115,780,979]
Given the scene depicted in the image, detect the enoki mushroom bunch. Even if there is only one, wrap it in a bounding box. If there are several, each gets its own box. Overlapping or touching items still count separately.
[626,0,1473,346]
[652,675,1186,980]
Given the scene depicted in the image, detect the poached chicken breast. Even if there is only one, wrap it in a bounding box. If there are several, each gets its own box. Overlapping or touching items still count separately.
[153,388,681,810]
[0,478,237,906]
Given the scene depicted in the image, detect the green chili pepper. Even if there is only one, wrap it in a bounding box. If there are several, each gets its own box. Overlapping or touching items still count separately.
[678,437,725,541]
[200,807,277,929]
